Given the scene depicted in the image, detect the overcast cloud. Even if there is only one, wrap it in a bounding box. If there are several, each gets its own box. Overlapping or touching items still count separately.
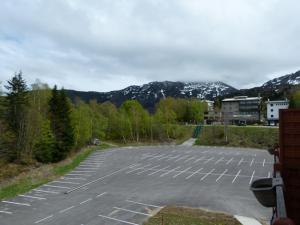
[0,0,300,91]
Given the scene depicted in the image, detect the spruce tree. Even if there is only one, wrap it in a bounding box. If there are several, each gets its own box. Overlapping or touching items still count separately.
[49,86,74,162]
[4,72,28,161]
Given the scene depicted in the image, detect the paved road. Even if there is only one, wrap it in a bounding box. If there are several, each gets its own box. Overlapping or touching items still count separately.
[0,145,273,225]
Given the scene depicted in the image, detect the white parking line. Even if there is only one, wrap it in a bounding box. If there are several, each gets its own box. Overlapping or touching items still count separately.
[214,157,224,164]
[263,159,266,167]
[59,206,74,213]
[174,155,189,162]
[200,169,215,181]
[2,201,31,206]
[62,177,87,180]
[157,155,170,161]
[137,165,160,175]
[126,200,162,208]
[33,189,59,194]
[194,156,205,163]
[67,173,92,177]
[204,157,214,164]
[184,157,195,163]
[44,184,71,189]
[186,168,203,179]
[226,158,234,165]
[113,207,151,216]
[98,214,139,225]
[250,158,254,167]
[96,192,107,198]
[148,166,170,175]
[73,170,95,173]
[80,198,92,204]
[166,155,179,161]
[0,210,12,215]
[77,167,98,170]
[126,164,152,174]
[232,170,241,183]
[249,170,255,184]
[238,158,244,166]
[268,172,271,178]
[52,181,80,185]
[19,195,46,200]
[34,215,53,224]
[160,166,181,177]
[173,167,192,178]
[216,169,228,182]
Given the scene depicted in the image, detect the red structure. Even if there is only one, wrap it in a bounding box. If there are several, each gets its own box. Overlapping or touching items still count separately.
[279,109,300,224]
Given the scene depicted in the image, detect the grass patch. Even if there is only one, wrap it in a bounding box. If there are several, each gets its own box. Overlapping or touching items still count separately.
[0,144,110,200]
[195,125,278,149]
[144,206,241,225]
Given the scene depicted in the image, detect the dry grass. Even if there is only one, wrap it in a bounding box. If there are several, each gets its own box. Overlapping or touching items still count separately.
[144,206,241,225]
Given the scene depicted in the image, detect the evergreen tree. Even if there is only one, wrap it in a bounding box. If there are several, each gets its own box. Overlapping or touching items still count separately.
[49,86,74,162]
[4,72,28,161]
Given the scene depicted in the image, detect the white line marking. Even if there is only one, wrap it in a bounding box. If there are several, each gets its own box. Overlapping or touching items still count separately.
[148,166,170,175]
[73,170,95,173]
[59,206,74,213]
[173,167,192,178]
[96,192,107,198]
[126,200,162,208]
[98,214,139,225]
[194,156,205,163]
[238,158,243,166]
[160,166,181,177]
[0,210,13,215]
[62,177,86,180]
[67,173,92,176]
[33,189,59,194]
[80,198,92,204]
[204,157,214,164]
[113,207,151,216]
[200,169,215,181]
[249,170,255,184]
[166,155,179,161]
[44,184,71,189]
[216,169,228,182]
[263,159,266,167]
[250,158,254,167]
[232,170,241,183]
[186,168,203,179]
[34,215,53,224]
[137,165,160,175]
[19,195,46,200]
[2,201,31,206]
[174,155,189,162]
[52,181,80,185]
[126,164,152,174]
[226,158,234,165]
[214,157,224,164]
[184,157,195,163]
[67,166,129,193]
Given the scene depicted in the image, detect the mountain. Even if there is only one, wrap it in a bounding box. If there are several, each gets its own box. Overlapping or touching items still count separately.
[224,70,300,100]
[66,81,237,110]
[262,70,300,89]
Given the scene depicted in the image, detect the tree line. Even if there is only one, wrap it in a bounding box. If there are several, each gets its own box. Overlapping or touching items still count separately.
[0,72,207,164]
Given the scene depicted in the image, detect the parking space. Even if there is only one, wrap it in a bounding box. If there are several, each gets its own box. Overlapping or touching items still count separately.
[0,146,272,224]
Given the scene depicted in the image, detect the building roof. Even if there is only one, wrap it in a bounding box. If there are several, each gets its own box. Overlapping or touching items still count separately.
[267,99,289,104]
[222,96,261,102]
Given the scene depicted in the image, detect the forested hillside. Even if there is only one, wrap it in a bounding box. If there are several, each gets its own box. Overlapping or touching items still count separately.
[0,72,207,165]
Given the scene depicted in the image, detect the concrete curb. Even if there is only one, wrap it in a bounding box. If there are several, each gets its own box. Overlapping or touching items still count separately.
[234,215,263,225]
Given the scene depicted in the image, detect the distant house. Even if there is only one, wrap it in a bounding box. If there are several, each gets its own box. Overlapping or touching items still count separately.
[266,99,289,126]
[221,96,261,125]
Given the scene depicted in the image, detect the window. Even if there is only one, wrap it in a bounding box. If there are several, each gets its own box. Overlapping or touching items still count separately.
[271,115,274,118]
[270,104,273,107]
[271,109,273,112]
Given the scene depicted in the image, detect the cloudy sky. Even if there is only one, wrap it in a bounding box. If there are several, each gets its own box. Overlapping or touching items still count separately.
[0,0,299,92]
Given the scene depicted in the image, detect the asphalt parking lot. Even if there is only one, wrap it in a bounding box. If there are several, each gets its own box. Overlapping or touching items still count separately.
[0,145,273,225]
